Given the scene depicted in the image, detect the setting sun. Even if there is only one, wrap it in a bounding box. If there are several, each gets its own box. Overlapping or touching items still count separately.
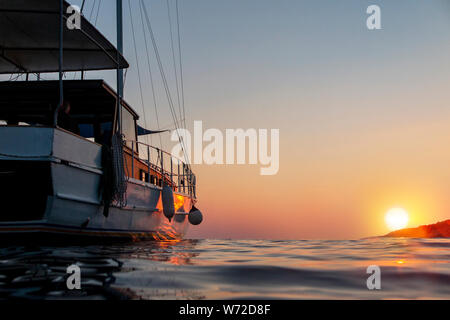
[385,208,409,231]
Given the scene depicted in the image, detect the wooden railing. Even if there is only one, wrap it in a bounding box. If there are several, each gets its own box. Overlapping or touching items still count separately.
[125,140,196,198]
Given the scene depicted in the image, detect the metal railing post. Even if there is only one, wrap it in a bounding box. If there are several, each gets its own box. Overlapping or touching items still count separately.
[160,149,164,186]
[189,170,192,196]
[131,142,134,179]
[193,174,196,198]
[170,158,173,188]
[178,162,180,191]
[183,164,186,194]
[147,144,150,183]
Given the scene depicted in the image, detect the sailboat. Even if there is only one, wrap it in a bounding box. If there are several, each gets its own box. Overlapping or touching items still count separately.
[0,0,203,242]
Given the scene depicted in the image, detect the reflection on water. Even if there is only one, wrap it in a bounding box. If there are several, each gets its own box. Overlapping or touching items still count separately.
[0,238,449,299]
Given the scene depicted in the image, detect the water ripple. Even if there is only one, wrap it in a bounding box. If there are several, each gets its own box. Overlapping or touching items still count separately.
[0,238,449,299]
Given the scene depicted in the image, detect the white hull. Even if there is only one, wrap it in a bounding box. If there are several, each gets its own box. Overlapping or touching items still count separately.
[0,127,194,242]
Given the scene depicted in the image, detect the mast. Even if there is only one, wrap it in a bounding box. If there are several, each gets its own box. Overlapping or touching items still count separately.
[116,0,124,134]
[54,0,64,127]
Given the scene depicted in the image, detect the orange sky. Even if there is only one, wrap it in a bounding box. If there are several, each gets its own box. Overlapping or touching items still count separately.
[186,71,450,239]
[169,2,450,239]
[187,110,450,239]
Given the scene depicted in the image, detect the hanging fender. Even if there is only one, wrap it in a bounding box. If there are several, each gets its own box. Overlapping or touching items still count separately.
[162,185,175,221]
[188,205,203,226]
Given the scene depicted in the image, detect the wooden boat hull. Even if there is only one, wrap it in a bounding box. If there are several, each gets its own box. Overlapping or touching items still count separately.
[0,126,194,243]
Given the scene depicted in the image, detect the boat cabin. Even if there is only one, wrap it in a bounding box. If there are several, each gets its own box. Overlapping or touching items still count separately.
[0,80,159,184]
[0,79,195,196]
[0,80,132,145]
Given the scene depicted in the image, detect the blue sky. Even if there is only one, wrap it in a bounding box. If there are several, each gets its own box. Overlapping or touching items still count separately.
[70,0,450,134]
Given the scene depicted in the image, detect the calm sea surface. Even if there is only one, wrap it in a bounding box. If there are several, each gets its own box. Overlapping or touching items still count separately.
[0,238,449,300]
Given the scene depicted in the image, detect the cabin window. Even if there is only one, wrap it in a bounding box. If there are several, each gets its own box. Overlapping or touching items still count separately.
[79,123,95,142]
[140,170,149,183]
[78,121,113,145]
[0,81,117,138]
[121,108,137,150]
[99,122,113,145]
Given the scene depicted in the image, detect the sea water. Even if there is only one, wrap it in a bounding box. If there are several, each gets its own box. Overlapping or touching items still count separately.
[0,238,449,299]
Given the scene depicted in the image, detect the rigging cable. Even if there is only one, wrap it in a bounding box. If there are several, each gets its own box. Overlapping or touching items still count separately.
[141,0,179,131]
[176,0,187,131]
[127,0,150,146]
[166,0,183,130]
[140,0,191,168]
[139,0,163,150]
[94,0,102,26]
[89,0,97,21]
[174,0,189,164]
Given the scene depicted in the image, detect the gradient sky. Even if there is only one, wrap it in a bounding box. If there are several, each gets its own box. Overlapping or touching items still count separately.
[65,0,450,239]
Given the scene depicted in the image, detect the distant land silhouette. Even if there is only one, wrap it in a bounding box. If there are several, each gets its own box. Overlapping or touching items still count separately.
[384,219,450,238]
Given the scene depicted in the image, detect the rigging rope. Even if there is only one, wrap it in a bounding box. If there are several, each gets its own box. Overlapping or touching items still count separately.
[166,0,183,131]
[176,0,187,132]
[88,0,97,21]
[139,0,163,151]
[140,0,191,169]
[94,0,102,26]
[111,132,127,207]
[127,0,150,146]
